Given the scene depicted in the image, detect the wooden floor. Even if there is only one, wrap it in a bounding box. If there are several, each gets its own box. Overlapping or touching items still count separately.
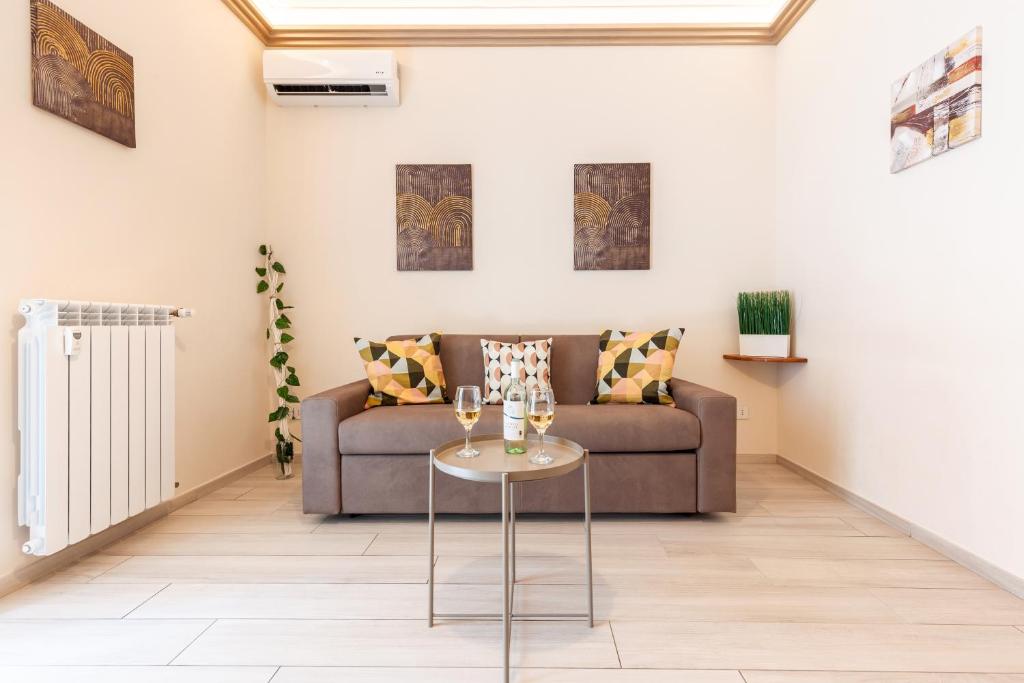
[2,459,1023,681]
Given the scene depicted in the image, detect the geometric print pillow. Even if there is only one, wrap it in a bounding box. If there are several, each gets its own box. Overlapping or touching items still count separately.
[593,328,684,406]
[354,332,448,408]
[481,338,552,404]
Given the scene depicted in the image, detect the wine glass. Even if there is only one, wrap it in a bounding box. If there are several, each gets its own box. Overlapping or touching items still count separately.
[454,385,482,458]
[527,387,555,465]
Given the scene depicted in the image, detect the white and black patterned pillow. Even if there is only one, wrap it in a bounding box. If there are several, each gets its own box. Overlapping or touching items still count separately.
[480,338,552,404]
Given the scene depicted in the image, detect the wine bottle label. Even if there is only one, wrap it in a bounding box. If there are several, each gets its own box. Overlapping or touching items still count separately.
[503,402,525,440]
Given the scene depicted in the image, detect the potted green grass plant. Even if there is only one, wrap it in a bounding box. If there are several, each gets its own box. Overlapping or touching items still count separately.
[256,244,301,480]
[737,290,791,358]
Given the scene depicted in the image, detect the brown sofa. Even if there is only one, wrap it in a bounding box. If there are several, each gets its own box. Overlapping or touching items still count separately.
[301,334,736,515]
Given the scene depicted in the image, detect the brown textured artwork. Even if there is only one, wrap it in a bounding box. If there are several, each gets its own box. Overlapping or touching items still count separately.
[30,0,136,148]
[396,165,472,271]
[574,163,650,271]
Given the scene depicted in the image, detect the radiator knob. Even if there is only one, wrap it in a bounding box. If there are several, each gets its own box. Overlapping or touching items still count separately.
[22,539,43,555]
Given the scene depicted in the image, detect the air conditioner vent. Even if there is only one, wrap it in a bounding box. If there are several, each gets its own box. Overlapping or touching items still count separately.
[272,83,389,96]
[264,50,400,107]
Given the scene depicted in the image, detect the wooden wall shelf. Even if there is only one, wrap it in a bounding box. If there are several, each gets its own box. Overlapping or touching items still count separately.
[723,354,808,364]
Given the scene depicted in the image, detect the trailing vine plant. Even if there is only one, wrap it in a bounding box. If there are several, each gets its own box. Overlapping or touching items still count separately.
[256,244,301,464]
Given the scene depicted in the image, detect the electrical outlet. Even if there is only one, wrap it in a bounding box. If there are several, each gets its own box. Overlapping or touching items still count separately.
[737,405,750,420]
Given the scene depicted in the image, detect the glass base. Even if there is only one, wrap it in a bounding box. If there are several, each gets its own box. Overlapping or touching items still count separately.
[457,446,480,458]
[529,451,553,465]
[276,460,294,480]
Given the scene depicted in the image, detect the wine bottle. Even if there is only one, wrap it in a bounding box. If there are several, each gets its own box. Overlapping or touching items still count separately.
[503,359,527,454]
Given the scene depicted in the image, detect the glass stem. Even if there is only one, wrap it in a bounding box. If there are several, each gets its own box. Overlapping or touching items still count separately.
[539,430,545,455]
[465,427,472,453]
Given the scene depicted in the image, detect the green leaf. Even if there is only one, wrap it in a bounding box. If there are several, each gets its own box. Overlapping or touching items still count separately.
[259,244,268,256]
[275,316,291,330]
[272,261,286,274]
[285,373,300,387]
[286,366,295,373]
[255,267,267,276]
[276,386,291,399]
[269,351,289,368]
[285,393,300,403]
[280,333,294,344]
[276,283,284,293]
[267,406,289,422]
[256,280,269,293]
[265,328,270,340]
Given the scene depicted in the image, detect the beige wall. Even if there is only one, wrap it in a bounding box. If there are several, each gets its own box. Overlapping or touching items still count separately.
[1,1,268,579]
[267,46,780,455]
[776,1,1024,578]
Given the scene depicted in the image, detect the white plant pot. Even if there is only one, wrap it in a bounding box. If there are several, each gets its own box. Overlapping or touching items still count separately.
[739,334,791,358]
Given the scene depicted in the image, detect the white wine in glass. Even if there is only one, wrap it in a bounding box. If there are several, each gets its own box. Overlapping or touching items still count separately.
[527,387,555,465]
[454,385,482,458]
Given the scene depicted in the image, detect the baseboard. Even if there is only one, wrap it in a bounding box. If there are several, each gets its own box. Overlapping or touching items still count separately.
[0,452,274,599]
[777,455,1024,599]
[737,453,778,464]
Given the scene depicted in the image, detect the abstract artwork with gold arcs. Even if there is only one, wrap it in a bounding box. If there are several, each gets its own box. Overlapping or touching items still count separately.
[396,164,473,271]
[574,163,650,271]
[30,0,136,148]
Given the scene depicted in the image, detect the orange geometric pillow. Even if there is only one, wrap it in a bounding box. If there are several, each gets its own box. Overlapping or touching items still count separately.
[593,328,684,406]
[354,333,447,408]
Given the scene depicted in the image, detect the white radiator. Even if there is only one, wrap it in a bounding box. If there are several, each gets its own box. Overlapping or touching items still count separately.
[17,299,192,556]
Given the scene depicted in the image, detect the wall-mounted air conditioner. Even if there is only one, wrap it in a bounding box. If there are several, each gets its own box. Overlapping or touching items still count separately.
[263,50,400,107]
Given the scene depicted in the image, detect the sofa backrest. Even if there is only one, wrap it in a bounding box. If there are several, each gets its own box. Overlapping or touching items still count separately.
[386,333,601,405]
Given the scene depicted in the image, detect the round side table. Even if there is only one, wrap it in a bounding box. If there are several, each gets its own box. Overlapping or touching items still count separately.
[427,433,593,683]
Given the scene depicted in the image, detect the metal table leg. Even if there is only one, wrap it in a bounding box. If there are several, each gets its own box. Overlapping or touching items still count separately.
[501,472,510,683]
[510,481,516,586]
[427,451,435,628]
[584,449,593,628]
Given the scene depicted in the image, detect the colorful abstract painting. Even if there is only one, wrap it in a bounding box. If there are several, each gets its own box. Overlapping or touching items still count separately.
[574,163,650,271]
[30,0,136,148]
[396,165,472,271]
[890,27,982,174]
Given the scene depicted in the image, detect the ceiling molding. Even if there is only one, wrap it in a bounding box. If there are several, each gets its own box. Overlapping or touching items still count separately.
[222,0,272,44]
[769,0,815,44]
[222,0,815,47]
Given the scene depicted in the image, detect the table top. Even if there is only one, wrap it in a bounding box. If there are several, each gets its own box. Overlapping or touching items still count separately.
[432,434,586,483]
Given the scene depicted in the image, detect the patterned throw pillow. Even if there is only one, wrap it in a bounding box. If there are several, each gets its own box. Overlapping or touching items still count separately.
[354,332,448,408]
[481,338,552,404]
[593,329,684,406]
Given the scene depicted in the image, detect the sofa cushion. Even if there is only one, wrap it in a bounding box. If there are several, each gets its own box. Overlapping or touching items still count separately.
[594,328,684,406]
[339,403,699,455]
[388,334,517,395]
[341,404,502,455]
[481,337,552,404]
[547,404,699,453]
[355,333,447,407]
[526,334,601,405]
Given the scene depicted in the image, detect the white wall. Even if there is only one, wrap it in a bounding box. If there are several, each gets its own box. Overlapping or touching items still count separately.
[1,1,268,580]
[776,1,1024,579]
[267,46,780,454]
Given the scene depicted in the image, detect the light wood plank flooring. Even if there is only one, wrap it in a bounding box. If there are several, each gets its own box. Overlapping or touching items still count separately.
[2,461,1023,681]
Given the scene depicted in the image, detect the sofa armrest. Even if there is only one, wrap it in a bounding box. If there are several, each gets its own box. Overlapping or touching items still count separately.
[301,379,370,514]
[670,378,737,513]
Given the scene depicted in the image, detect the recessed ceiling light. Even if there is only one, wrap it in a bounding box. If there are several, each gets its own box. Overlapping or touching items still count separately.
[249,0,791,28]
